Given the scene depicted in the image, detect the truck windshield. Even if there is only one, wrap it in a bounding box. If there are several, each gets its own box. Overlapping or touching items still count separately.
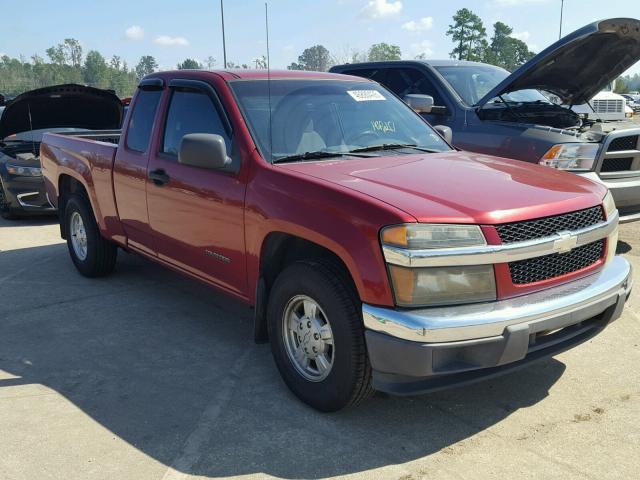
[434,65,550,106]
[230,79,451,163]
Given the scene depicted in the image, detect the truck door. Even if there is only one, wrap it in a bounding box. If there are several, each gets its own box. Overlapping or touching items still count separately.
[113,80,164,255]
[145,79,247,297]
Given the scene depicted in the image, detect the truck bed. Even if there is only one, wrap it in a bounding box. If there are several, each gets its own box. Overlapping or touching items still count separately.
[40,131,120,234]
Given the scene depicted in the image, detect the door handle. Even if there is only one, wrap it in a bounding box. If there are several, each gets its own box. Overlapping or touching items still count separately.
[149,168,170,186]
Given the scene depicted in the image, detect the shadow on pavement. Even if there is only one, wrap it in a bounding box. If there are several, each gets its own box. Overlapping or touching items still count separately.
[0,215,58,228]
[0,243,565,478]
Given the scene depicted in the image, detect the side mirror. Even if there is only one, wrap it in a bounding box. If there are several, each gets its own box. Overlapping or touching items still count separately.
[404,94,434,113]
[179,133,231,170]
[433,125,453,144]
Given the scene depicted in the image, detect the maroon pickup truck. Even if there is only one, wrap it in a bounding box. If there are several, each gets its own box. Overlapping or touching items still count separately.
[41,70,632,411]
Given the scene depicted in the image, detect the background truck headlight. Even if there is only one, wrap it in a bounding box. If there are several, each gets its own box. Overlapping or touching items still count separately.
[6,164,42,177]
[539,143,600,171]
[381,224,496,307]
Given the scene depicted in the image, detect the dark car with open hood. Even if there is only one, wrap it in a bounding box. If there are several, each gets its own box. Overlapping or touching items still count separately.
[0,84,122,219]
[331,18,640,223]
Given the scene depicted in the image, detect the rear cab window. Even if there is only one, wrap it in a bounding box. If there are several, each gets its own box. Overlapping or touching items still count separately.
[126,89,162,152]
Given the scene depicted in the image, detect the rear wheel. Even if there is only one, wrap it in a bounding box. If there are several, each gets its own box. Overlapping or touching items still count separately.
[267,259,373,412]
[64,195,117,277]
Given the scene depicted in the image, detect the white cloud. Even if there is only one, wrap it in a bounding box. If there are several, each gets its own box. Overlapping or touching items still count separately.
[154,35,190,46]
[511,31,531,41]
[402,16,433,32]
[410,40,434,58]
[360,0,402,19]
[125,25,144,41]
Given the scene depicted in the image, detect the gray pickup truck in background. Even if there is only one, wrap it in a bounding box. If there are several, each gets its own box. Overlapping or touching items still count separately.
[331,18,640,223]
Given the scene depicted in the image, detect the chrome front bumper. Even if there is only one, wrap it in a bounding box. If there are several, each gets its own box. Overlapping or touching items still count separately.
[363,256,633,393]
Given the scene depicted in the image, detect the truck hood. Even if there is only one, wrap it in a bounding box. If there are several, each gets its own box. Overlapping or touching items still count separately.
[0,84,122,140]
[279,152,607,224]
[477,18,640,107]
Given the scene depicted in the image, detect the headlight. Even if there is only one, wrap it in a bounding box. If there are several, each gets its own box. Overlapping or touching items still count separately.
[539,143,600,171]
[6,164,42,177]
[382,224,496,306]
[602,191,618,265]
[381,224,486,249]
[388,264,497,307]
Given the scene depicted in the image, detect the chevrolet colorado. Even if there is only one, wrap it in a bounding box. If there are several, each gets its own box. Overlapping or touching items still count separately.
[41,70,632,411]
[331,18,640,223]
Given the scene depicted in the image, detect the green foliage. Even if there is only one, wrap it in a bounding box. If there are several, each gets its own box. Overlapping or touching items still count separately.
[614,78,630,94]
[135,55,158,79]
[446,8,487,61]
[367,43,402,61]
[0,38,154,98]
[486,22,534,71]
[622,73,640,92]
[288,45,332,71]
[445,10,534,71]
[177,58,202,70]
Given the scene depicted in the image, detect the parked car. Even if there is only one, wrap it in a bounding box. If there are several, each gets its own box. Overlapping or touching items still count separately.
[331,18,640,223]
[41,69,631,412]
[621,93,640,112]
[0,84,122,219]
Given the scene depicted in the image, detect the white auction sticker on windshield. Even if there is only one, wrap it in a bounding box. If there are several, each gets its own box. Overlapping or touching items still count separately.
[347,90,386,102]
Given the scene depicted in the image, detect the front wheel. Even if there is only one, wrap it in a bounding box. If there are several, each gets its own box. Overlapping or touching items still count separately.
[267,260,373,412]
[64,195,117,277]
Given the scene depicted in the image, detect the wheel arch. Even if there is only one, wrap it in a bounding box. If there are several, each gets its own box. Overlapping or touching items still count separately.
[253,231,360,343]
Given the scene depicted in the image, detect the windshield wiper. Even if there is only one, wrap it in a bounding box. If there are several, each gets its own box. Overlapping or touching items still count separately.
[347,143,437,153]
[272,150,346,164]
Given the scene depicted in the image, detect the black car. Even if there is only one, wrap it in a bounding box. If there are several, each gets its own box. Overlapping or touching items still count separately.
[0,84,122,219]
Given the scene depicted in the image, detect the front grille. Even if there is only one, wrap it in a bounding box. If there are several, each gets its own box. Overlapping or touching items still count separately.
[593,99,624,113]
[608,135,638,152]
[495,206,604,244]
[508,240,604,285]
[601,157,634,172]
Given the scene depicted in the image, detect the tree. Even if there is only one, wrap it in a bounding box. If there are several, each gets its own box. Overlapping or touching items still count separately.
[177,58,202,70]
[204,56,216,69]
[446,8,488,61]
[84,50,108,87]
[46,45,66,65]
[367,43,402,61]
[254,55,267,69]
[135,55,158,79]
[614,78,630,94]
[486,22,534,71]
[287,45,332,71]
[63,38,83,67]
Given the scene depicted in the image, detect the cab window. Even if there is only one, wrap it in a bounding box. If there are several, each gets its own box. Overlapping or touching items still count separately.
[162,89,231,157]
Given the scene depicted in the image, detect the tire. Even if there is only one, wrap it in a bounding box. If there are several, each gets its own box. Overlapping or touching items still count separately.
[0,182,18,220]
[64,194,117,277]
[267,259,374,412]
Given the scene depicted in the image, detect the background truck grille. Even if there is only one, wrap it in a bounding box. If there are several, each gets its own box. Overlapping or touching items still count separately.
[494,206,604,244]
[593,99,624,113]
[608,135,638,152]
[601,157,634,172]
[508,240,604,284]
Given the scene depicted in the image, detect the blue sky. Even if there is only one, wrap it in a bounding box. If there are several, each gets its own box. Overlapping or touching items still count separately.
[1,0,639,74]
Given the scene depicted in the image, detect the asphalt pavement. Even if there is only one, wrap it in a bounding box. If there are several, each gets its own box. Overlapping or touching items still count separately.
[0,215,638,480]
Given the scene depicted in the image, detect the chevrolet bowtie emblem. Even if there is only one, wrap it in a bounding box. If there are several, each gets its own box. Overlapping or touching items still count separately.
[553,232,577,254]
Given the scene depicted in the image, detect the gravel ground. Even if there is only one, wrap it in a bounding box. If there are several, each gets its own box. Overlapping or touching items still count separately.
[0,215,638,480]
